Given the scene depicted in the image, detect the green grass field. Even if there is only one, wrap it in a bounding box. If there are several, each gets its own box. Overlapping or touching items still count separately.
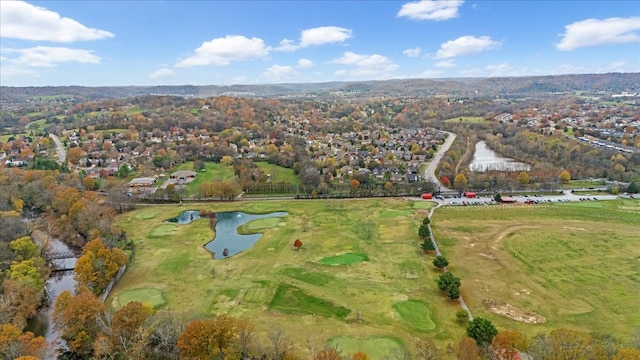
[255,161,300,185]
[444,116,486,124]
[432,199,640,339]
[26,119,47,132]
[170,161,236,195]
[112,199,448,357]
[112,198,640,356]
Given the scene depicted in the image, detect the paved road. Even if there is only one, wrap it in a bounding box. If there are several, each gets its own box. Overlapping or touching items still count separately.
[49,134,66,164]
[423,132,456,192]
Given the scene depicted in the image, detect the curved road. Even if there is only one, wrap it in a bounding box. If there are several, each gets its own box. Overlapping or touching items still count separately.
[49,134,66,164]
[424,131,456,192]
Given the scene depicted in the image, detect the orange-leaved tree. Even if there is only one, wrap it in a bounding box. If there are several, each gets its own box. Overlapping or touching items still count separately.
[0,324,47,360]
[492,330,529,360]
[315,348,342,360]
[74,237,127,294]
[293,239,303,251]
[53,288,106,356]
[178,315,237,360]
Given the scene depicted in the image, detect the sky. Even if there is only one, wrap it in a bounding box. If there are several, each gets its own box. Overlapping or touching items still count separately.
[1,0,639,87]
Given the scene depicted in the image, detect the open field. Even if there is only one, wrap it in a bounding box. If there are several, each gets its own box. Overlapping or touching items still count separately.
[112,199,451,357]
[432,199,640,340]
[170,161,236,195]
[444,116,486,124]
[255,161,300,185]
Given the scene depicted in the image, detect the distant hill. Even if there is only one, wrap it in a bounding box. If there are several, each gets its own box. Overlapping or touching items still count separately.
[1,73,638,102]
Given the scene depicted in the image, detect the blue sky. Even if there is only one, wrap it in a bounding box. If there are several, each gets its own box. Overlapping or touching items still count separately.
[1,0,639,86]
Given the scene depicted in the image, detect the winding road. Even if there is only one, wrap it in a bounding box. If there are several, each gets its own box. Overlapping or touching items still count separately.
[423,131,456,192]
[49,134,66,164]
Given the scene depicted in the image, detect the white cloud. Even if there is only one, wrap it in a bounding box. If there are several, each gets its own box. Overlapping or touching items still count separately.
[331,51,399,79]
[297,58,314,68]
[0,1,113,42]
[300,26,352,47]
[263,65,298,81]
[176,35,269,67]
[275,39,298,52]
[274,26,352,52]
[397,0,464,21]
[3,46,100,67]
[435,60,456,68]
[608,61,626,70]
[435,35,501,58]
[556,17,640,51]
[149,68,174,79]
[403,47,422,57]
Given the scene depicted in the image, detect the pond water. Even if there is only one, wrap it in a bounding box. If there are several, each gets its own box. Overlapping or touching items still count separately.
[469,141,531,172]
[166,209,201,224]
[205,211,287,259]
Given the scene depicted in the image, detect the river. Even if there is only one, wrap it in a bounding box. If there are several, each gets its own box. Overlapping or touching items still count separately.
[27,238,77,359]
[470,141,530,172]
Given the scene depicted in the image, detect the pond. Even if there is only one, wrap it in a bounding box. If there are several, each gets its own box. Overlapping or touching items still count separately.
[169,210,288,259]
[166,209,201,224]
[469,141,530,172]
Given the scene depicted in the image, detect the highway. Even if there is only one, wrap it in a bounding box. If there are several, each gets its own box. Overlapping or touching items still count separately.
[423,131,456,192]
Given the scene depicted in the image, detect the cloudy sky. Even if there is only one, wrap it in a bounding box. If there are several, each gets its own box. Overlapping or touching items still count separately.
[1,0,639,86]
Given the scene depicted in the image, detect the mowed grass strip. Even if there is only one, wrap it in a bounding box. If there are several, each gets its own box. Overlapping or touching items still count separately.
[269,283,350,319]
[393,300,436,332]
[327,336,405,360]
[282,267,334,286]
[432,199,640,337]
[319,253,369,266]
[115,287,165,309]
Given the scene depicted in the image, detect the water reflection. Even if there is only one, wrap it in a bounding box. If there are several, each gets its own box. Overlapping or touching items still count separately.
[204,211,287,259]
[470,141,530,172]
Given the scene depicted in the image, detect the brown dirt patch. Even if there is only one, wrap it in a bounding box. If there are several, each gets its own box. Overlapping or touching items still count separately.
[483,298,546,324]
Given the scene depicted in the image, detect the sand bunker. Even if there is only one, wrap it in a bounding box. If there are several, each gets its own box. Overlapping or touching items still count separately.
[483,298,546,324]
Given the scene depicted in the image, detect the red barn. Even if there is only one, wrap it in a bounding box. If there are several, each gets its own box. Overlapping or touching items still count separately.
[464,191,477,198]
[421,193,433,200]
[501,196,517,204]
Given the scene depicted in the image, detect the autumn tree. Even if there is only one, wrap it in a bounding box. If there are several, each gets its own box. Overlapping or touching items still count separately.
[315,347,342,360]
[351,351,370,360]
[440,176,451,188]
[559,170,571,184]
[66,146,83,165]
[106,301,153,358]
[451,337,481,360]
[517,172,530,186]
[74,237,127,294]
[177,319,217,359]
[350,179,360,196]
[413,337,440,360]
[178,315,237,360]
[454,173,468,192]
[466,317,498,347]
[54,288,106,356]
[293,239,303,251]
[0,279,41,329]
[492,330,530,360]
[0,324,47,360]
